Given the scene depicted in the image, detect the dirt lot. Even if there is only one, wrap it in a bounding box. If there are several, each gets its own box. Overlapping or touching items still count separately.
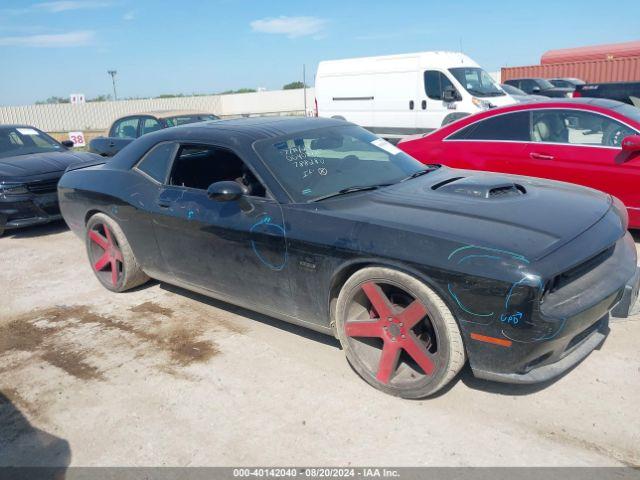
[1,222,639,467]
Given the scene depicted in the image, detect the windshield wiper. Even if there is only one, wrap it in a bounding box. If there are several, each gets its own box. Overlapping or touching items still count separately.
[311,183,393,202]
[401,167,438,182]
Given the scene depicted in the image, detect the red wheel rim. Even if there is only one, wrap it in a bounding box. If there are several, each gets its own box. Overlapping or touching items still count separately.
[344,281,440,387]
[88,223,123,287]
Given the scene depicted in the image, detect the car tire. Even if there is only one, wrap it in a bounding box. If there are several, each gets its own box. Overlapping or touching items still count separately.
[335,267,465,398]
[85,213,149,292]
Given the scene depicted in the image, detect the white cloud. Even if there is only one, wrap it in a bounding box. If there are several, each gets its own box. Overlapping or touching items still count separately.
[0,30,95,47]
[123,10,135,21]
[250,16,326,38]
[35,1,112,12]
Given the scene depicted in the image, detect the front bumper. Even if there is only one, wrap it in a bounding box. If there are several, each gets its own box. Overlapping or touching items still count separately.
[465,232,637,385]
[0,192,62,232]
[472,316,609,384]
[610,264,640,318]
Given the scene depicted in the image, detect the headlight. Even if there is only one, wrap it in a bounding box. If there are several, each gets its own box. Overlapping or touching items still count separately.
[565,92,573,98]
[611,195,629,230]
[471,97,492,110]
[0,182,28,197]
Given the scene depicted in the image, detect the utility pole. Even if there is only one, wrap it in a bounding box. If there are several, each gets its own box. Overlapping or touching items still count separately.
[303,64,307,116]
[107,70,118,100]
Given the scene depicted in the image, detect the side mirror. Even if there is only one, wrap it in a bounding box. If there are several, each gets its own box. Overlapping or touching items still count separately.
[442,86,460,103]
[622,135,640,153]
[61,140,74,148]
[207,181,246,202]
[532,86,541,93]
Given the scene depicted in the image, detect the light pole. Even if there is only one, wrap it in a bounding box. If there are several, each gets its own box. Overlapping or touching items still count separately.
[303,64,307,116]
[107,70,118,100]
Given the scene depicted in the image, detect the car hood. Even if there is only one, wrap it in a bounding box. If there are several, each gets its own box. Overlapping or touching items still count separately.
[0,150,100,181]
[323,168,614,262]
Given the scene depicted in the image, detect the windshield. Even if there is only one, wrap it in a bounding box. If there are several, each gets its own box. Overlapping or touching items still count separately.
[254,125,426,202]
[536,79,555,89]
[612,103,640,124]
[501,84,526,96]
[449,67,505,97]
[165,114,219,127]
[0,126,63,159]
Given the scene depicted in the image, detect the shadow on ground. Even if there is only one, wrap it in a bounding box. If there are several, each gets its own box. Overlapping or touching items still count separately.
[160,282,341,349]
[1,221,68,240]
[0,391,70,478]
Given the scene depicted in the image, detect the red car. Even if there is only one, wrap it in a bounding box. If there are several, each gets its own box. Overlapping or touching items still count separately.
[398,98,640,228]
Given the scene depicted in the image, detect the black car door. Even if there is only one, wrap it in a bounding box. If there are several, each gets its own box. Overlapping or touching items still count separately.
[151,143,291,312]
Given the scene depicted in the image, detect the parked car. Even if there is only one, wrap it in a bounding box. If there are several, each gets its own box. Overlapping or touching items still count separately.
[503,78,574,98]
[315,51,516,142]
[548,78,585,89]
[398,98,640,229]
[500,84,547,103]
[90,110,219,157]
[58,116,638,398]
[574,81,640,107]
[0,125,100,236]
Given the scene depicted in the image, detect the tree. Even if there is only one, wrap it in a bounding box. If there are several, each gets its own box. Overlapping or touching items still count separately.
[283,81,307,90]
[35,96,70,105]
[87,94,112,102]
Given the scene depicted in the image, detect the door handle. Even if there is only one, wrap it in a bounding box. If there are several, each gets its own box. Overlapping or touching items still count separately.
[157,199,172,208]
[530,152,554,160]
[108,141,115,147]
[409,100,414,110]
[421,100,427,110]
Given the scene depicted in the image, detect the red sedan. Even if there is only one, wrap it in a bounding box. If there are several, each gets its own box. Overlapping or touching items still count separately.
[398,98,640,228]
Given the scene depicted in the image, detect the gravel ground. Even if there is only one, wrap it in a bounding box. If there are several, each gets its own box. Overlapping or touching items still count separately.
[1,222,639,467]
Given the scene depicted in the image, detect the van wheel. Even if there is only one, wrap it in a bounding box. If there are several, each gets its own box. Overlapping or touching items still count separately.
[335,267,465,398]
[85,213,149,292]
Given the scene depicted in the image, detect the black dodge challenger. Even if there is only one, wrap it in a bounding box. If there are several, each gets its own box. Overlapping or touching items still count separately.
[58,117,639,398]
[0,125,100,236]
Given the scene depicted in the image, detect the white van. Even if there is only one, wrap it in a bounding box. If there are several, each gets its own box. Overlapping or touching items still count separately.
[315,51,516,140]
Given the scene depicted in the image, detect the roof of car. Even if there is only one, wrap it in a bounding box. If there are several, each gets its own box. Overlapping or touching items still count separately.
[123,109,215,119]
[173,115,351,139]
[517,97,626,109]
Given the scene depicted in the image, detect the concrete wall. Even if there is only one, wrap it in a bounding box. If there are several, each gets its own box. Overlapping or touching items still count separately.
[0,88,316,133]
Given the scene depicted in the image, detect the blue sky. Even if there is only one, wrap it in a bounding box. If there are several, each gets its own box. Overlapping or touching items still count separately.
[0,0,638,106]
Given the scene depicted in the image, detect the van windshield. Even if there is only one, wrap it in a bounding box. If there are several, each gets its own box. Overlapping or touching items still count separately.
[449,67,505,98]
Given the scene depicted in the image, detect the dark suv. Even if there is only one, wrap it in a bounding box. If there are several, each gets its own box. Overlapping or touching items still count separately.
[504,78,573,98]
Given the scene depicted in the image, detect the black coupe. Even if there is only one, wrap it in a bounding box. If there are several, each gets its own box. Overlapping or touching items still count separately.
[58,117,639,398]
[0,125,100,236]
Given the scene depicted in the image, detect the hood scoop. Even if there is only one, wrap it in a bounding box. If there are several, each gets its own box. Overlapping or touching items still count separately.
[432,176,526,199]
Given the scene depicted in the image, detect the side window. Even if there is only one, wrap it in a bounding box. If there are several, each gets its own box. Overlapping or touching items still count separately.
[169,144,266,197]
[449,112,531,141]
[141,117,163,135]
[8,131,24,145]
[424,71,455,100]
[113,118,140,139]
[532,110,637,147]
[136,142,176,183]
[519,80,535,94]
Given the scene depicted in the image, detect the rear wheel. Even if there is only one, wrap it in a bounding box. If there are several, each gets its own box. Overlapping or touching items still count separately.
[85,213,148,292]
[335,267,465,398]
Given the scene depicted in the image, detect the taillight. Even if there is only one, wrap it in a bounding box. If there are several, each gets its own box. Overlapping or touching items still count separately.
[572,90,582,98]
[314,98,318,117]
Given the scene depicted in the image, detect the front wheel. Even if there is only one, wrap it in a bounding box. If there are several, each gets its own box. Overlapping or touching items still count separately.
[335,267,465,398]
[85,213,149,292]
